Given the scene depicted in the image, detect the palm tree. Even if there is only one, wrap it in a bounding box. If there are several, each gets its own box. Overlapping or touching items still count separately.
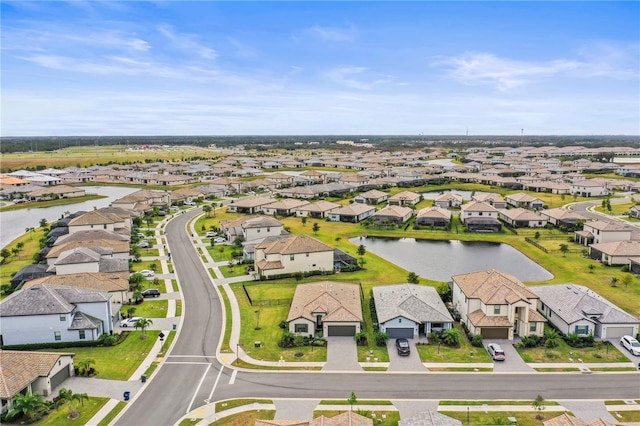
[78,358,95,376]
[67,392,88,419]
[7,393,45,421]
[135,318,153,339]
[544,328,560,351]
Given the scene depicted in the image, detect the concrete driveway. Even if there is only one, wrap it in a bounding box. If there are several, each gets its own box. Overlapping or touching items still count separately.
[485,340,534,372]
[608,338,640,364]
[386,339,427,372]
[323,337,362,371]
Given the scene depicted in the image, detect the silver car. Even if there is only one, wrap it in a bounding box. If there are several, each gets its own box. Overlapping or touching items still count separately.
[620,335,640,356]
[487,343,506,361]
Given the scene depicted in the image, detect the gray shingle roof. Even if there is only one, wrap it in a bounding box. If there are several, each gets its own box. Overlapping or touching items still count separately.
[373,284,453,324]
[530,284,640,325]
[0,284,110,317]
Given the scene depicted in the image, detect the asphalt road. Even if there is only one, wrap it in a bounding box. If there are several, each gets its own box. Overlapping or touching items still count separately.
[116,208,640,426]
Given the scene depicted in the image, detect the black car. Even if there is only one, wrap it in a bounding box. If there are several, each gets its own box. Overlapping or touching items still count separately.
[141,288,161,298]
[395,338,411,356]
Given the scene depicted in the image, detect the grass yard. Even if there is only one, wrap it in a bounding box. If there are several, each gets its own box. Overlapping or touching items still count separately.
[516,339,629,363]
[1,227,47,287]
[219,264,251,278]
[138,247,160,257]
[207,245,237,262]
[231,282,327,362]
[40,330,160,380]
[440,411,555,426]
[208,410,276,426]
[96,401,127,426]
[130,260,161,273]
[215,399,273,413]
[609,411,640,422]
[175,299,183,316]
[314,410,400,426]
[122,300,168,318]
[593,201,636,216]
[35,396,109,426]
[439,400,560,406]
[220,287,234,353]
[0,194,107,213]
[415,325,492,363]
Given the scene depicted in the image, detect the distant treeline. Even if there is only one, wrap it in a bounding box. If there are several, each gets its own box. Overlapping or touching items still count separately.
[1,134,639,154]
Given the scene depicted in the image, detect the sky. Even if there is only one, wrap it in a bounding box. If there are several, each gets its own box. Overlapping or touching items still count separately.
[1,1,639,136]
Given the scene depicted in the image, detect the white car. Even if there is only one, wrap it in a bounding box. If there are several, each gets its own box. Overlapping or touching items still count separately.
[121,317,143,327]
[620,335,640,356]
[214,237,226,244]
[138,270,155,278]
[206,231,218,238]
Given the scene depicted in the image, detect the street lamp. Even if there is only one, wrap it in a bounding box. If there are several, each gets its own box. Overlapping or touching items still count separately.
[236,343,242,365]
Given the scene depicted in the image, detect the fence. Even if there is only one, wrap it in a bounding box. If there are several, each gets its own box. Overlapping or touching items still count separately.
[525,237,584,254]
[252,298,293,307]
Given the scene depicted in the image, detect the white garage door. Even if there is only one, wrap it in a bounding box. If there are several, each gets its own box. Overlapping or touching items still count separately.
[606,327,635,339]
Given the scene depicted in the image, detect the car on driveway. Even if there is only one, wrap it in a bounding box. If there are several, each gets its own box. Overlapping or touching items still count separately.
[206,231,217,237]
[121,317,143,327]
[138,270,155,278]
[620,335,640,356]
[395,338,411,356]
[213,237,226,243]
[138,240,151,248]
[142,288,161,298]
[487,343,506,361]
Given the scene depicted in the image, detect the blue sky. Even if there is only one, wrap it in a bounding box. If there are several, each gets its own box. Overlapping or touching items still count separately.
[2,1,638,136]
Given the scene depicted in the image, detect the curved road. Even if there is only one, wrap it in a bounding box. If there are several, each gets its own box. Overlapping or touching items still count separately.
[117,209,640,426]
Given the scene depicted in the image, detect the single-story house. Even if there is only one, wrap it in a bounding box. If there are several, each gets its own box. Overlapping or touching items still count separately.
[286,281,363,337]
[434,193,463,209]
[369,205,413,226]
[373,284,454,339]
[451,269,546,340]
[327,204,376,223]
[261,199,310,216]
[293,200,341,219]
[415,206,452,227]
[530,284,639,339]
[472,193,507,209]
[353,189,389,205]
[540,208,587,228]
[499,208,547,228]
[388,190,421,207]
[505,193,545,210]
[589,240,640,266]
[226,196,278,214]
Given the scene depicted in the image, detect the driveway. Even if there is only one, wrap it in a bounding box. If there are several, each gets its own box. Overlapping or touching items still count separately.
[386,339,427,372]
[323,337,361,371]
[485,340,534,372]
[607,338,640,364]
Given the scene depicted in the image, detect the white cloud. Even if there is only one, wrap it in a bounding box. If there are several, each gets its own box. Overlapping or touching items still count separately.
[305,24,356,42]
[323,66,392,90]
[157,24,217,60]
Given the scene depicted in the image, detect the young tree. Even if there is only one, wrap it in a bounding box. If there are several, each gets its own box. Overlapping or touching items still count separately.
[149,262,158,273]
[357,244,366,257]
[78,358,95,375]
[559,244,569,257]
[39,218,48,229]
[544,329,560,351]
[301,216,307,226]
[126,306,137,318]
[532,394,546,420]
[312,223,320,234]
[0,248,10,263]
[348,391,358,412]
[202,204,212,217]
[135,318,153,339]
[441,328,461,347]
[588,264,595,273]
[610,277,619,287]
[407,272,420,284]
[621,274,633,289]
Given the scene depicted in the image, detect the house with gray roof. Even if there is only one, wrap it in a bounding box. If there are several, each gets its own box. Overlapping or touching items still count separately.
[0,284,113,345]
[530,284,639,339]
[46,247,129,275]
[373,284,454,339]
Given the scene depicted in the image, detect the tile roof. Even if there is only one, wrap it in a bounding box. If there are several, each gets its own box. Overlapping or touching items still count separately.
[452,269,538,304]
[372,205,413,218]
[1,284,111,317]
[53,230,129,246]
[584,220,631,232]
[256,234,333,255]
[287,281,362,323]
[295,201,341,213]
[47,239,129,258]
[330,204,376,216]
[460,200,499,213]
[0,350,74,399]
[230,195,278,208]
[540,208,587,221]
[373,284,454,324]
[467,310,513,327]
[416,206,452,219]
[69,211,118,226]
[500,207,545,221]
[23,272,129,292]
[590,240,640,256]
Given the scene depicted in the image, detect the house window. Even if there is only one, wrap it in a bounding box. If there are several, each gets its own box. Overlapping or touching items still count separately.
[493,305,500,315]
[478,212,483,216]
[79,330,86,340]
[267,228,270,232]
[295,324,308,333]
[316,315,323,327]
[306,252,309,257]
[530,323,537,332]
[257,229,260,233]
[575,325,589,335]
[290,254,295,261]
[59,314,66,321]
[399,318,402,323]
[54,331,61,341]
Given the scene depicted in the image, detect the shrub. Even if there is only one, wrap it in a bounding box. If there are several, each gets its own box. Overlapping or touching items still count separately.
[103,335,117,346]
[354,332,368,346]
[441,328,461,347]
[374,331,389,347]
[278,320,288,329]
[521,335,542,348]
[279,331,295,348]
[471,334,484,348]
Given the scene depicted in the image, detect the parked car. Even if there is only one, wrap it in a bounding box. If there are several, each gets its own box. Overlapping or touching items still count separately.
[142,288,161,298]
[395,338,411,356]
[214,237,226,243]
[206,231,218,237]
[138,241,151,248]
[157,210,166,216]
[136,233,146,239]
[620,335,640,356]
[487,343,506,361]
[13,198,28,204]
[169,206,180,212]
[121,317,143,327]
[184,201,196,206]
[138,270,155,278]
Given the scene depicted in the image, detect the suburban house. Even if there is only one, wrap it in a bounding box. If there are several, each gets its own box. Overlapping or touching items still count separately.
[540,208,587,228]
[67,211,129,235]
[45,247,128,275]
[261,199,310,216]
[373,284,454,339]
[459,201,501,232]
[293,200,341,219]
[26,185,86,201]
[353,189,389,205]
[327,204,376,223]
[575,220,632,246]
[1,351,75,410]
[415,206,452,227]
[0,284,114,346]
[111,189,171,213]
[570,180,609,197]
[434,193,463,209]
[46,239,130,265]
[505,193,545,209]
[226,196,278,214]
[530,284,639,339]
[254,234,334,278]
[388,190,421,206]
[630,205,640,218]
[219,216,284,242]
[369,205,413,226]
[286,281,363,337]
[589,240,640,266]
[451,269,546,339]
[542,412,627,426]
[472,193,507,209]
[498,208,547,228]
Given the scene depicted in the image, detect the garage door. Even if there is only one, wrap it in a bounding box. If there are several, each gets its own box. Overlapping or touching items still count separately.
[50,366,70,390]
[327,325,356,336]
[606,327,634,339]
[386,328,414,339]
[481,328,509,339]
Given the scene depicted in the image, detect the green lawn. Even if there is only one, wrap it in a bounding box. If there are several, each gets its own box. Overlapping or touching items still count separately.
[415,325,492,363]
[208,410,276,426]
[0,194,107,213]
[41,331,160,380]
[439,400,559,406]
[1,227,47,288]
[175,299,183,316]
[220,287,234,353]
[440,411,556,426]
[219,264,251,278]
[36,396,109,426]
[138,247,160,257]
[131,260,161,273]
[516,339,629,363]
[96,401,127,426]
[609,411,640,422]
[121,300,168,318]
[215,399,273,413]
[314,410,400,426]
